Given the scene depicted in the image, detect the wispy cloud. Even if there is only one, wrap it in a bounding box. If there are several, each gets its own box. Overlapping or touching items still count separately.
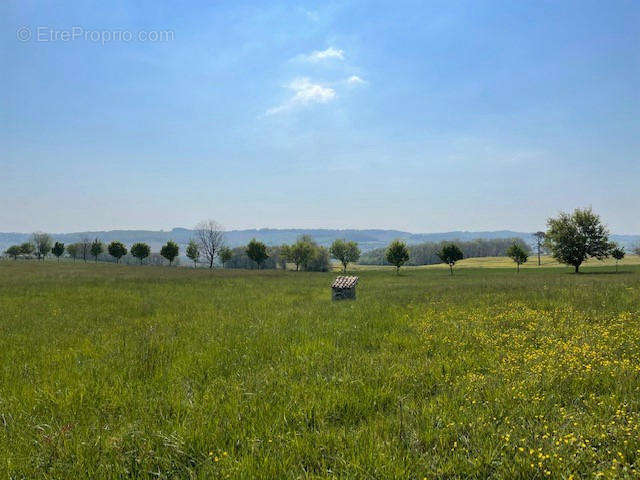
[266,77,336,115]
[347,75,365,85]
[302,47,344,62]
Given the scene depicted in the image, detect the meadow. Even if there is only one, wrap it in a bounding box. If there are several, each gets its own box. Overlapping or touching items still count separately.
[1,260,639,479]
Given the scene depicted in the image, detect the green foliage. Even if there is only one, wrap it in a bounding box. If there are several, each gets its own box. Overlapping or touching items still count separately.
[280,245,291,268]
[2,262,639,478]
[360,238,531,266]
[5,245,21,259]
[611,245,625,272]
[186,239,200,268]
[286,238,314,271]
[246,239,269,269]
[107,241,128,263]
[218,246,232,267]
[545,207,613,273]
[19,242,35,256]
[385,239,410,273]
[51,242,65,261]
[506,242,528,272]
[131,242,151,264]
[330,239,361,272]
[160,241,180,265]
[66,243,80,262]
[90,238,104,262]
[32,232,52,261]
[437,243,464,275]
[279,236,330,272]
[306,245,331,272]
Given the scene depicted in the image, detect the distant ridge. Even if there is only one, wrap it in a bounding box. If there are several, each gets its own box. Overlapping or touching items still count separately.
[1,228,639,253]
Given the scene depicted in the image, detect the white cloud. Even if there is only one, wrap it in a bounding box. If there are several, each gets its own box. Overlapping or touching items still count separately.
[347,75,365,85]
[304,47,344,62]
[266,77,336,115]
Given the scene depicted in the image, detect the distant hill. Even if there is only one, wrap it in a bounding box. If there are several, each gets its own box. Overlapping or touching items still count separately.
[1,228,639,253]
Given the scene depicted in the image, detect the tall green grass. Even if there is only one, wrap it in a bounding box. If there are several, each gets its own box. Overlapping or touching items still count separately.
[0,261,639,478]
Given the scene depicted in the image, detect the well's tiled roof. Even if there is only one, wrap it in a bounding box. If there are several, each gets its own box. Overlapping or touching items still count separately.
[331,276,359,289]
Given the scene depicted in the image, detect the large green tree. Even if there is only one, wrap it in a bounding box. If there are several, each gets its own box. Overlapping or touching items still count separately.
[330,239,361,272]
[545,207,613,273]
[246,239,269,269]
[131,242,150,265]
[437,243,464,275]
[386,240,410,274]
[160,240,180,265]
[51,242,65,261]
[108,241,128,263]
[506,242,528,273]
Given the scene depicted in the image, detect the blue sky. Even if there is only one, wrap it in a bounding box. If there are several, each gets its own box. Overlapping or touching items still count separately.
[2,1,639,233]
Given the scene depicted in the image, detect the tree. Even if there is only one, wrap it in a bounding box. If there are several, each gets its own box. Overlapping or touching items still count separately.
[330,239,361,272]
[195,220,225,268]
[32,232,52,261]
[108,241,127,263]
[246,239,269,269]
[386,240,410,274]
[634,244,640,256]
[545,207,613,273]
[79,236,91,263]
[66,243,79,262]
[307,245,331,272]
[160,240,180,265]
[533,231,546,266]
[288,238,314,271]
[506,243,528,273]
[186,239,200,268]
[611,245,625,273]
[5,245,21,260]
[218,246,232,268]
[279,245,291,270]
[51,242,65,261]
[90,238,103,263]
[437,243,464,275]
[131,242,151,265]
[20,242,35,257]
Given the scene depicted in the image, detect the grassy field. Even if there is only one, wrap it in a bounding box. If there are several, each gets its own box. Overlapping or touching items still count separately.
[1,261,639,479]
[353,255,640,271]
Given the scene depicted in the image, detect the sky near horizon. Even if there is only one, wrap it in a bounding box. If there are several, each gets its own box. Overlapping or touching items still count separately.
[1,1,639,234]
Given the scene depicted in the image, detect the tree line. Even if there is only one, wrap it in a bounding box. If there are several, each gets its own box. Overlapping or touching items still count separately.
[1,220,362,272]
[359,237,533,266]
[380,207,634,274]
[2,209,636,274]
